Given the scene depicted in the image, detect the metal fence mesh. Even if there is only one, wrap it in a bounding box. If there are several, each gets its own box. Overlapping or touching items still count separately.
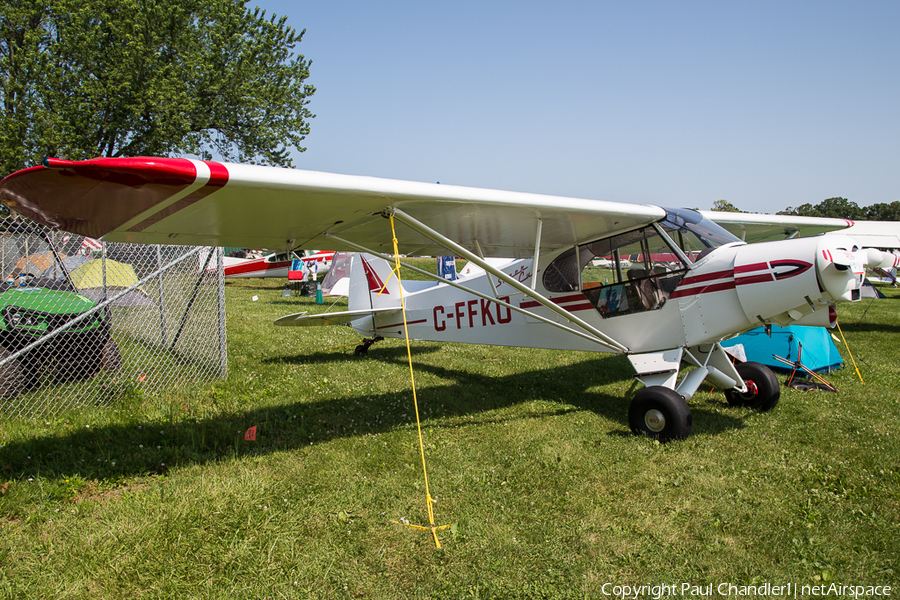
[0,216,227,418]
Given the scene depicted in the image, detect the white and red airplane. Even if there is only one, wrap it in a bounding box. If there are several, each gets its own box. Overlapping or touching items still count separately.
[1,157,891,441]
[222,249,334,279]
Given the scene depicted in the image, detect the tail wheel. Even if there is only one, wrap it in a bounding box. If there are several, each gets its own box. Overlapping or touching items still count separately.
[628,386,692,442]
[725,361,780,411]
[353,336,383,357]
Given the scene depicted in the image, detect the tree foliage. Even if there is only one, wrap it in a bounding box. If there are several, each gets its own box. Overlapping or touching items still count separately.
[779,197,900,221]
[711,199,742,212]
[859,201,900,221]
[0,0,314,176]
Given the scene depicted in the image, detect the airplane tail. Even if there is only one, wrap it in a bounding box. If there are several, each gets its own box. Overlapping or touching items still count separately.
[348,253,403,312]
[274,253,402,332]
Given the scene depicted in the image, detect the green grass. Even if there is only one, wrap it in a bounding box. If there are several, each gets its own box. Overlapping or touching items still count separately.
[1,266,899,599]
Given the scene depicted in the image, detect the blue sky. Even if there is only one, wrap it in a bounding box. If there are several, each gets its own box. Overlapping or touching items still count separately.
[250,1,899,214]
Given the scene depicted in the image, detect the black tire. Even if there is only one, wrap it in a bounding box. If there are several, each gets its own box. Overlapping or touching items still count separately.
[628,386,692,442]
[0,347,25,398]
[101,338,122,373]
[354,344,368,356]
[724,361,780,411]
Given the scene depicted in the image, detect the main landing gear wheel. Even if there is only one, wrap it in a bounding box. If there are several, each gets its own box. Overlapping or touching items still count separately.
[724,361,780,411]
[628,386,692,442]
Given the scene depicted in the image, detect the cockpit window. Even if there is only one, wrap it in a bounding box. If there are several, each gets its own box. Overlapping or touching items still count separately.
[543,223,689,317]
[541,209,737,318]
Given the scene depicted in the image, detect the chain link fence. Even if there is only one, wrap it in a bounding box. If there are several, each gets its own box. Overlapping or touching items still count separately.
[0,216,227,418]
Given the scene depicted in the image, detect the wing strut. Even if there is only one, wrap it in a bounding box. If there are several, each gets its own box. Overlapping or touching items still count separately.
[531,218,542,291]
[474,239,500,298]
[386,208,630,353]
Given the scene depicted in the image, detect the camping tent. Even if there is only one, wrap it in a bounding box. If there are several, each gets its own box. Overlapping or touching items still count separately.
[69,258,139,289]
[9,253,55,277]
[68,258,154,306]
[861,279,886,298]
[721,325,843,374]
[42,255,92,280]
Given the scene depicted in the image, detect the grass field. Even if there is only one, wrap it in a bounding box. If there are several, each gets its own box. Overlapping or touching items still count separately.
[1,262,899,599]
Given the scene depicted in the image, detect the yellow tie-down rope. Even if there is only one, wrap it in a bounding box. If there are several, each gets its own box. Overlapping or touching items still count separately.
[382,215,451,548]
[835,319,864,383]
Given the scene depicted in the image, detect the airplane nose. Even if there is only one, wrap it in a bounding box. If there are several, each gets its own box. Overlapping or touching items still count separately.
[815,235,866,303]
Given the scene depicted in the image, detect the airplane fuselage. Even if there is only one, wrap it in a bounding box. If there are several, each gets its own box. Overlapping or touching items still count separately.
[354,232,861,357]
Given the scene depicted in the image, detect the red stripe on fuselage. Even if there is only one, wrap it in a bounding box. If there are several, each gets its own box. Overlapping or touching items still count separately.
[378,319,428,329]
[677,268,735,286]
[671,256,811,300]
[520,293,591,310]
[669,267,735,299]
[733,262,769,274]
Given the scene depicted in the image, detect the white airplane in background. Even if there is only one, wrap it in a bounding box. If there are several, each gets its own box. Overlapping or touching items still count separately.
[703,210,900,281]
[700,210,900,247]
[2,156,892,441]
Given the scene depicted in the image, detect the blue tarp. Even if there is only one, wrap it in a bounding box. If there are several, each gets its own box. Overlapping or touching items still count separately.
[721,326,844,374]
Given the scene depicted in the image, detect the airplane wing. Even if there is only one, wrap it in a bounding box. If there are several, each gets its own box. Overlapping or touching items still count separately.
[700,211,853,243]
[839,221,900,249]
[0,157,666,258]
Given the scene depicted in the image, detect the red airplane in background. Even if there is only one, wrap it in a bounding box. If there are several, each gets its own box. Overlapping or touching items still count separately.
[222,249,334,279]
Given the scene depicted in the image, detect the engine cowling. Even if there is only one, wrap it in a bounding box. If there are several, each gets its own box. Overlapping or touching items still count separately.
[731,234,867,328]
[816,234,867,303]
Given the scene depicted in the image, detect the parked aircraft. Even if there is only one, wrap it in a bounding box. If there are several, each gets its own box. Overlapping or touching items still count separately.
[221,249,333,279]
[702,210,900,252]
[222,249,334,279]
[1,157,892,440]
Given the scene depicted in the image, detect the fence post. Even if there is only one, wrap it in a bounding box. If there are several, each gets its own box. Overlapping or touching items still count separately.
[217,247,228,378]
[101,241,108,303]
[156,245,168,345]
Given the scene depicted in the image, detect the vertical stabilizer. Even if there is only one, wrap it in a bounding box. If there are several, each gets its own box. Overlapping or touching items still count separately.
[349,253,403,312]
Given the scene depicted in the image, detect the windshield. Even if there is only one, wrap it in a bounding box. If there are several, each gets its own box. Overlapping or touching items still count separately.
[660,208,741,259]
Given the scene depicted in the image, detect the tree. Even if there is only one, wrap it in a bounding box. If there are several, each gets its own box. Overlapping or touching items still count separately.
[711,199,742,212]
[864,201,900,221]
[0,0,314,176]
[778,197,865,220]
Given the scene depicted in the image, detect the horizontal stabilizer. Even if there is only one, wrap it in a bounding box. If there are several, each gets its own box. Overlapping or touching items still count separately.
[274,307,399,327]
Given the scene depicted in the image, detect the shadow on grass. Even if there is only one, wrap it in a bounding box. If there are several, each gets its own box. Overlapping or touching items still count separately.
[263,344,443,366]
[2,347,748,482]
[837,321,900,334]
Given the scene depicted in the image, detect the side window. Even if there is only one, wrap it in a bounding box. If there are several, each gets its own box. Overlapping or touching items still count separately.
[543,226,688,317]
